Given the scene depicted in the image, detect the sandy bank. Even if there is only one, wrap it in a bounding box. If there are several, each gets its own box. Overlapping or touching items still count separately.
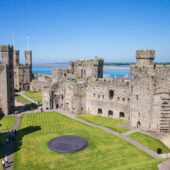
[104,66,130,70]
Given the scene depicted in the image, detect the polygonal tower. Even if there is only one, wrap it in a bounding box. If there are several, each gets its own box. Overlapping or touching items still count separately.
[130,49,156,131]
[136,49,155,65]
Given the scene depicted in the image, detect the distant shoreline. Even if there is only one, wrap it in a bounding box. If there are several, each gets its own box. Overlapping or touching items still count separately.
[32,64,130,70]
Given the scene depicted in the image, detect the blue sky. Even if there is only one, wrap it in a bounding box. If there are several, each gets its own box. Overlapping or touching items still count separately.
[0,0,170,63]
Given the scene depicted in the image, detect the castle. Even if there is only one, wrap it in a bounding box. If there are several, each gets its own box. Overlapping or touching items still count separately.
[0,45,32,115]
[42,50,170,133]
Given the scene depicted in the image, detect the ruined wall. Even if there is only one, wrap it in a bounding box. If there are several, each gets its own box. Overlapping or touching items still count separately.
[30,80,51,92]
[86,78,130,119]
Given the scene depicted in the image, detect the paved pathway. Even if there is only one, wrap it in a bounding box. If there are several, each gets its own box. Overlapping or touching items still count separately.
[1,117,21,170]
[158,159,170,170]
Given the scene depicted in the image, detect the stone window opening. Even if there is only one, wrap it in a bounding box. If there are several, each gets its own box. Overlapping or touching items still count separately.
[64,73,66,76]
[109,90,114,100]
[93,93,95,97]
[136,95,138,100]
[138,112,140,117]
[98,94,100,98]
[102,95,104,99]
[119,112,125,118]
[97,108,102,114]
[123,98,125,101]
[108,110,113,117]
[137,121,141,128]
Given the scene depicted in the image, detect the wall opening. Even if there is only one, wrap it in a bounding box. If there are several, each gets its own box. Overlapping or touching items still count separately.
[119,112,125,118]
[97,108,102,114]
[137,121,141,128]
[108,110,113,117]
[109,90,114,100]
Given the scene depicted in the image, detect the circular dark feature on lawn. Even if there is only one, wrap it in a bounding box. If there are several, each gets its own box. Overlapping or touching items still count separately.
[48,135,88,153]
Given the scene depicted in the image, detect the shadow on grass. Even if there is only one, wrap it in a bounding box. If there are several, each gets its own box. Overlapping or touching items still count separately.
[0,126,41,159]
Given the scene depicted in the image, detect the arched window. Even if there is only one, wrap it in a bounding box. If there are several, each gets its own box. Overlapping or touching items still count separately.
[98,108,102,114]
[108,110,113,117]
[119,112,125,118]
[109,90,114,100]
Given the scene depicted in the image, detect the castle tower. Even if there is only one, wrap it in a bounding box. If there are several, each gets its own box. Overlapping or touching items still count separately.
[25,50,32,66]
[1,45,13,65]
[0,45,14,115]
[136,49,155,65]
[13,50,19,66]
[130,49,156,131]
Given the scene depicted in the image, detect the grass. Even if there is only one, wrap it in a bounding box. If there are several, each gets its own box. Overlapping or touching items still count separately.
[16,95,32,104]
[14,112,163,170]
[15,95,37,110]
[76,114,129,133]
[128,132,170,154]
[0,116,16,132]
[25,92,42,104]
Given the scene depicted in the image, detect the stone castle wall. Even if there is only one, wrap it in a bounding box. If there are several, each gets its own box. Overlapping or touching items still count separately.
[42,50,170,133]
[0,45,15,115]
[86,78,130,119]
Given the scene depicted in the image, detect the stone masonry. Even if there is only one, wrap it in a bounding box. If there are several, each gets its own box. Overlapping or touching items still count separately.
[0,45,15,115]
[13,49,32,91]
[42,50,170,133]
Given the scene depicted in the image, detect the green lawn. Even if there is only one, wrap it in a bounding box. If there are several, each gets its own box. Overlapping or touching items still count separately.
[25,92,42,104]
[76,114,129,133]
[128,132,170,154]
[14,112,163,170]
[16,95,32,104]
[15,95,37,110]
[0,116,16,131]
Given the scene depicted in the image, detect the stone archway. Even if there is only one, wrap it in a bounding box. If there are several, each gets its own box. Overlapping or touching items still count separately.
[119,112,125,118]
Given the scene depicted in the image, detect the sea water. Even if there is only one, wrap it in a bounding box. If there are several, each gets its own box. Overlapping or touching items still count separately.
[32,65,130,78]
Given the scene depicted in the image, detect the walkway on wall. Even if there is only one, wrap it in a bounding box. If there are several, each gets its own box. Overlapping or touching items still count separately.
[1,116,21,170]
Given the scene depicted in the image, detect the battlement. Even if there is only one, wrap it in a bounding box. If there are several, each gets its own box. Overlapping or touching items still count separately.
[135,49,155,65]
[24,50,32,55]
[136,50,155,59]
[13,50,19,55]
[0,45,13,52]
[131,64,170,72]
[74,57,104,65]
[88,77,130,87]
